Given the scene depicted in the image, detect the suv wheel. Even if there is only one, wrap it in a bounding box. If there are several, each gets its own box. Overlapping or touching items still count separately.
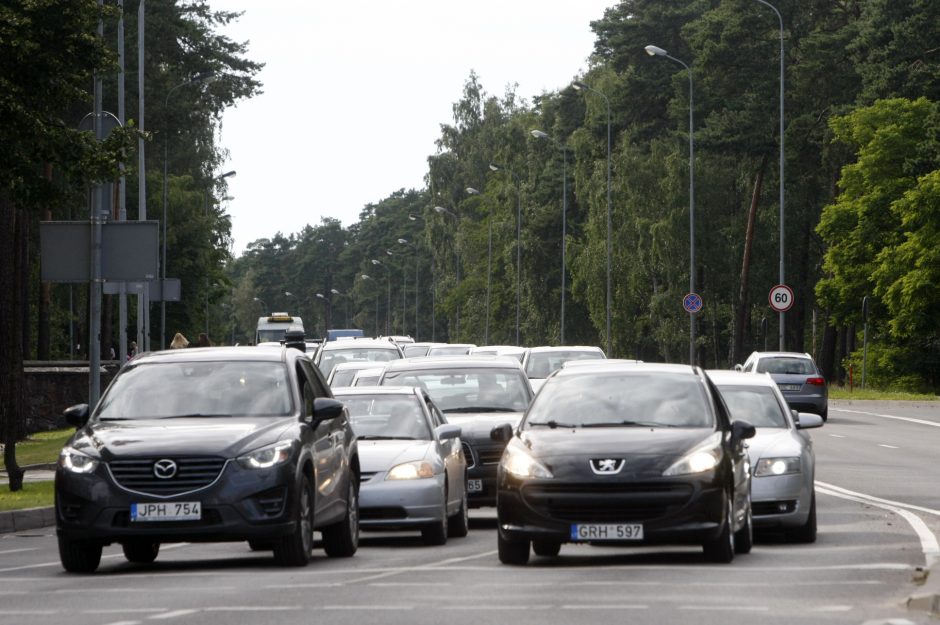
[497,529,530,565]
[273,474,314,566]
[122,540,160,563]
[58,535,102,573]
[323,477,359,557]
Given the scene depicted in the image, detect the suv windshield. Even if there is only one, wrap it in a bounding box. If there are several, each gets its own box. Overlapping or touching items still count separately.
[525,372,713,429]
[381,368,530,413]
[95,361,293,419]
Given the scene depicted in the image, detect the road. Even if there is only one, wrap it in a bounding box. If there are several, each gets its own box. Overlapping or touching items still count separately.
[0,400,938,625]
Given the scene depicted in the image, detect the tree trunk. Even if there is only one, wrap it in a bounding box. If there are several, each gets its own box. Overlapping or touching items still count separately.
[38,166,52,360]
[732,154,769,364]
[1,192,26,491]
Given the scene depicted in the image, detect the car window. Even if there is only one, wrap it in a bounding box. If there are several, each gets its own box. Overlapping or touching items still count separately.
[330,369,357,387]
[318,348,402,376]
[718,385,788,428]
[381,368,530,413]
[95,361,293,419]
[341,395,432,440]
[525,350,603,378]
[525,372,713,429]
[757,357,815,375]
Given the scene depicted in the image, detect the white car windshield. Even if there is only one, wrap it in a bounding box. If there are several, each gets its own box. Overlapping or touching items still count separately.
[525,350,604,378]
[341,394,431,440]
[718,386,788,428]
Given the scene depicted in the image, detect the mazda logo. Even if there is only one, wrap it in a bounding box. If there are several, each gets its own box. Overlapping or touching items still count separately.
[153,459,178,479]
[590,458,625,475]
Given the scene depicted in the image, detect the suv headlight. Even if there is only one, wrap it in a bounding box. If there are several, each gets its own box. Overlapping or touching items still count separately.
[754,457,800,476]
[59,446,98,474]
[663,433,722,476]
[386,461,435,480]
[500,440,553,479]
[237,441,294,469]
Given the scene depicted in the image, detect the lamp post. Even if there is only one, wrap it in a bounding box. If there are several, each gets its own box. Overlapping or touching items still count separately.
[330,288,348,328]
[645,44,696,366]
[433,205,461,340]
[202,170,235,338]
[253,297,266,312]
[572,80,612,356]
[487,164,522,346]
[465,186,492,345]
[162,70,216,349]
[360,274,379,336]
[315,292,332,331]
[385,249,407,335]
[530,130,569,345]
[370,259,390,335]
[397,239,419,339]
[755,0,786,351]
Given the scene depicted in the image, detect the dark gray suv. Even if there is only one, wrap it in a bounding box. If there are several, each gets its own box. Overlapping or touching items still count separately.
[55,346,360,572]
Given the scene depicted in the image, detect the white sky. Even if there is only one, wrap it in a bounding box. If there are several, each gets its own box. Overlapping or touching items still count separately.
[210,0,616,255]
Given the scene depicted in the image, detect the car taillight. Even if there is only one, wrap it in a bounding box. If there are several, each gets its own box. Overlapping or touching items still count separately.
[806,377,825,386]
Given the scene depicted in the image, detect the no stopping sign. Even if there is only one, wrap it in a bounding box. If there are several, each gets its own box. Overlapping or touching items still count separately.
[769,284,794,312]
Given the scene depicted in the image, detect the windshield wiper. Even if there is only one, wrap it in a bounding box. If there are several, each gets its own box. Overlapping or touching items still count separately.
[527,420,580,429]
[357,435,419,440]
[443,406,514,413]
[581,420,669,428]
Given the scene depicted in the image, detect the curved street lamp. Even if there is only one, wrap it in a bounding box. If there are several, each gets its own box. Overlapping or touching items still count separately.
[465,186,493,344]
[360,274,379,336]
[434,205,461,340]
[645,44,696,365]
[397,238,419,339]
[330,288,348,328]
[572,80,612,356]
[315,292,332,332]
[370,259,391,335]
[487,164,522,346]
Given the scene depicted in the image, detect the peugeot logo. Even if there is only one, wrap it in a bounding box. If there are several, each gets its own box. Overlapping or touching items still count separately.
[153,459,178,479]
[590,458,625,475]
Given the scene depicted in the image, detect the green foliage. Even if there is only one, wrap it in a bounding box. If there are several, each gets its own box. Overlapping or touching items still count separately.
[0,480,54,512]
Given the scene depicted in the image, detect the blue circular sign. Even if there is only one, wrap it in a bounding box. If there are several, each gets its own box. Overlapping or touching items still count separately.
[683,292,703,314]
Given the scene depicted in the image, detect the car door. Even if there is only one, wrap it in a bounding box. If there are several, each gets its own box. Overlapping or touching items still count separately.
[426,392,463,509]
[706,376,751,522]
[298,359,344,519]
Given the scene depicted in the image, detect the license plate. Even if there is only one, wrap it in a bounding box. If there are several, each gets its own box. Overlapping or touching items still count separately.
[570,523,643,541]
[467,479,483,493]
[131,501,201,522]
[779,384,802,391]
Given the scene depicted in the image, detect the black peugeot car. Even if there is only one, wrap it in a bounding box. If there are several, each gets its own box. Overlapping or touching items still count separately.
[496,362,755,565]
[55,346,360,572]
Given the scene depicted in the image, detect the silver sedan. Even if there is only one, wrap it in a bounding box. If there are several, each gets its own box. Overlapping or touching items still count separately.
[708,370,823,543]
[332,386,468,545]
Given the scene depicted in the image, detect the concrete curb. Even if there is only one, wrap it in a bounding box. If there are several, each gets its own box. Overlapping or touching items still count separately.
[0,506,55,534]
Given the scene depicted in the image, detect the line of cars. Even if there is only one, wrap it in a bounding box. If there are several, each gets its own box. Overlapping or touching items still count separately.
[54,335,827,572]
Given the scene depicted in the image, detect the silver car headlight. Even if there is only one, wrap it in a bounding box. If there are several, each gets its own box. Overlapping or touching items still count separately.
[754,457,801,477]
[500,440,553,479]
[663,432,722,477]
[237,441,294,469]
[59,446,98,474]
[386,461,435,480]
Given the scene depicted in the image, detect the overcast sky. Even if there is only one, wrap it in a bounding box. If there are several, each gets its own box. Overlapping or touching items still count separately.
[210,0,616,255]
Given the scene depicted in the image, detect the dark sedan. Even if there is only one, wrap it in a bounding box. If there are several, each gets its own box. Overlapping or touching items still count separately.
[496,363,755,565]
[55,347,360,572]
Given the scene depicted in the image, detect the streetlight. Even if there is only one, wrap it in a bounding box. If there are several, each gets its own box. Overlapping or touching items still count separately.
[398,239,419,339]
[487,164,522,346]
[162,70,216,349]
[360,274,379,336]
[645,44,696,366]
[410,213,437,341]
[530,130,570,345]
[385,249,407,335]
[755,0,786,350]
[315,292,332,331]
[572,80,612,356]
[203,169,235,337]
[465,186,493,345]
[434,205,461,340]
[371,259,390,335]
[330,288,348,328]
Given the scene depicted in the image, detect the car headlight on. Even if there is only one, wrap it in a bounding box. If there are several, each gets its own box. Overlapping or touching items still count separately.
[500,440,553,479]
[59,446,98,474]
[237,441,294,469]
[386,461,435,480]
[663,433,722,476]
[754,457,801,476]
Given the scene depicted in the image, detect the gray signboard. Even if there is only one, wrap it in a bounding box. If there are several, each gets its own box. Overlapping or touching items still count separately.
[103,278,180,302]
[40,220,159,282]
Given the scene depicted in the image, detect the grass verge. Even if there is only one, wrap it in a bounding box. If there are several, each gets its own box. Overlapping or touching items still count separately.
[830,387,939,401]
[1,428,72,470]
[0,480,54,512]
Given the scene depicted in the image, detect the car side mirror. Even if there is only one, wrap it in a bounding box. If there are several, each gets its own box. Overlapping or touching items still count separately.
[435,424,461,441]
[312,397,344,425]
[794,412,824,429]
[733,364,744,372]
[490,423,513,442]
[63,403,90,428]
[731,420,756,442]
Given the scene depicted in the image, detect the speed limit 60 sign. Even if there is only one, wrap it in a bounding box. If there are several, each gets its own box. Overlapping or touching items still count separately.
[769,284,794,312]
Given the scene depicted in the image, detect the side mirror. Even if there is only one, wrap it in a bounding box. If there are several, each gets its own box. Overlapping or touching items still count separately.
[731,420,756,441]
[490,423,513,442]
[435,424,461,441]
[312,397,344,424]
[733,364,744,372]
[795,412,824,429]
[63,403,90,428]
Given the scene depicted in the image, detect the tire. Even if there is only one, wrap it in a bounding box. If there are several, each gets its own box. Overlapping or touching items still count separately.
[421,493,448,546]
[247,540,272,551]
[58,535,102,573]
[734,496,753,555]
[497,530,530,565]
[323,477,359,557]
[447,488,469,538]
[122,540,160,564]
[532,540,562,557]
[820,407,828,422]
[273,475,314,567]
[703,494,735,563]
[788,492,818,544]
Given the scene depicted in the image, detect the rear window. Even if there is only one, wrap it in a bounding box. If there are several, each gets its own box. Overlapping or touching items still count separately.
[318,347,401,376]
[756,358,815,375]
[526,350,603,378]
[717,385,788,428]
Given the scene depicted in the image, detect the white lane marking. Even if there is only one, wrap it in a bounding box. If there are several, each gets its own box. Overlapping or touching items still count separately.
[204,607,302,612]
[370,582,452,587]
[148,610,198,620]
[561,605,648,610]
[0,610,59,615]
[878,444,899,449]
[340,549,498,584]
[264,583,342,589]
[829,434,846,438]
[54,586,234,594]
[101,621,142,625]
[834,408,940,428]
[817,485,940,567]
[812,605,854,612]
[0,541,190,574]
[0,548,38,555]
[817,481,940,518]
[323,606,414,610]
[678,606,769,611]
[439,606,546,611]
[0,591,27,596]
[84,610,168,615]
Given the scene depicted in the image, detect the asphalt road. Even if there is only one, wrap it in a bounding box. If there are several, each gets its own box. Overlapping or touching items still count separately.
[1,400,938,625]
